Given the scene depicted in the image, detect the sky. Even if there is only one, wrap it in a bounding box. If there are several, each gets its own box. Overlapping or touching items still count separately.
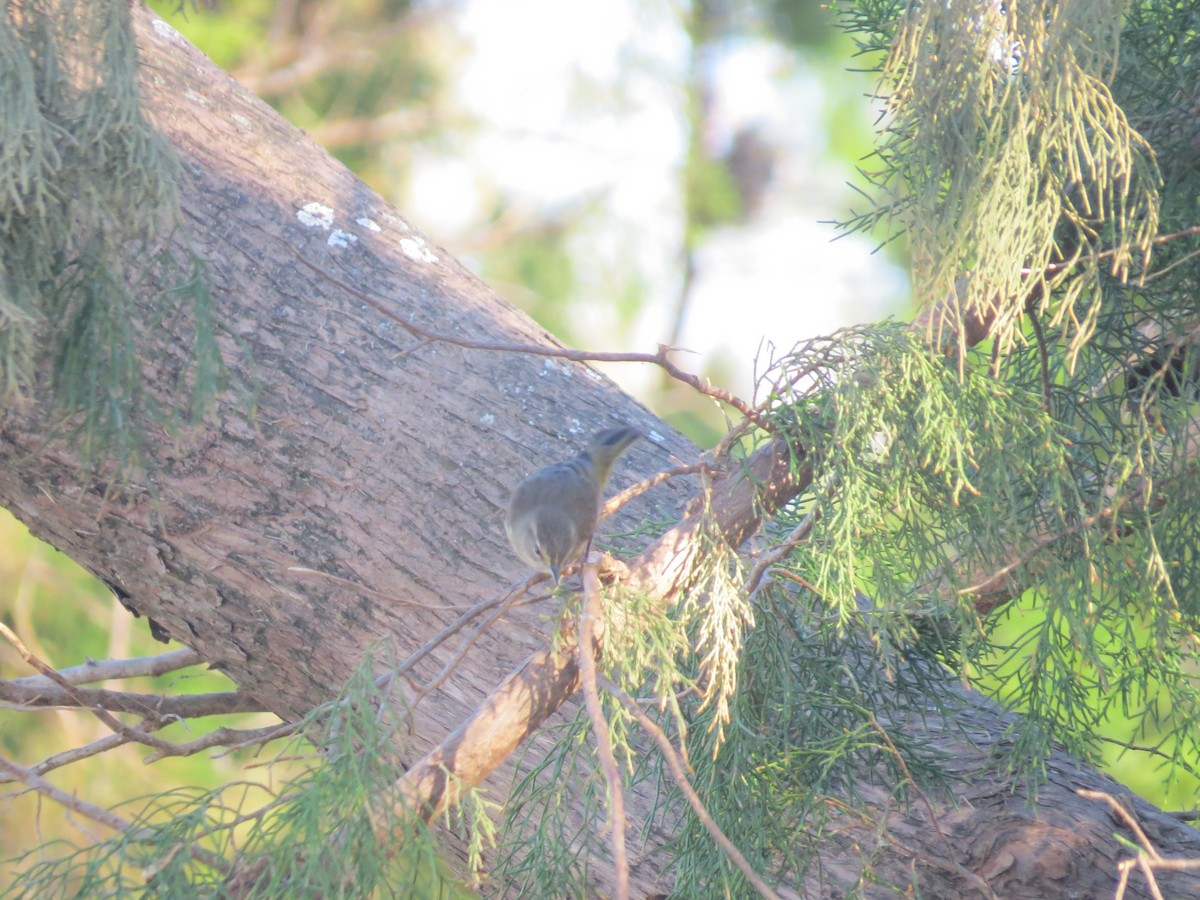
[402,0,910,404]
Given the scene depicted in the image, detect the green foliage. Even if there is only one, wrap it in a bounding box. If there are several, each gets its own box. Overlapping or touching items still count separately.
[496,588,697,895]
[0,1,223,475]
[753,282,1200,775]
[770,1,1200,815]
[842,0,1160,361]
[4,657,481,899]
[497,709,615,896]
[669,592,964,896]
[767,325,1065,619]
[497,564,971,894]
[630,0,1200,852]
[0,510,286,878]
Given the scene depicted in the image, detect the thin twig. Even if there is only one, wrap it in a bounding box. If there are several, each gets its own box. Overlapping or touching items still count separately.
[1028,305,1052,413]
[1019,224,1200,278]
[0,751,134,832]
[146,723,291,762]
[602,462,713,519]
[743,483,826,596]
[0,752,232,875]
[1073,789,1200,900]
[377,581,547,694]
[0,730,134,784]
[295,253,770,430]
[0,622,189,755]
[409,585,527,705]
[868,715,946,842]
[766,568,826,599]
[955,501,1116,596]
[597,673,782,900]
[578,563,629,900]
[1077,789,1160,859]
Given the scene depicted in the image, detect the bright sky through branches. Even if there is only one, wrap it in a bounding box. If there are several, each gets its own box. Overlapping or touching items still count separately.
[405,0,909,401]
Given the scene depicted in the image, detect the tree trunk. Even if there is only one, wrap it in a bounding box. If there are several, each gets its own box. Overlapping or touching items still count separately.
[1,5,1197,897]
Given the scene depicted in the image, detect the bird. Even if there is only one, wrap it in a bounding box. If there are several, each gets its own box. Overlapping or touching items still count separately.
[505,425,643,584]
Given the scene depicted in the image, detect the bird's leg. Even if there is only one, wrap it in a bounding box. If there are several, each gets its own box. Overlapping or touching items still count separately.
[579,536,596,581]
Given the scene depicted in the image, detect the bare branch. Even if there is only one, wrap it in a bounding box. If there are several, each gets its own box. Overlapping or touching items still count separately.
[0,681,263,719]
[295,254,770,430]
[1078,789,1163,860]
[8,648,203,687]
[597,673,781,900]
[602,462,712,519]
[0,752,134,833]
[578,564,629,900]
[145,724,295,763]
[3,730,134,782]
[1077,790,1200,900]
[408,584,527,706]
[0,622,228,756]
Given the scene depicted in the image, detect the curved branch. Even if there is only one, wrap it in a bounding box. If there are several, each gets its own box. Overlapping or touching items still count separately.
[294,254,770,430]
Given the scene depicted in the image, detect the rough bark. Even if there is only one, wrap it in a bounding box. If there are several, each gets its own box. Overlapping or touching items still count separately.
[1,5,1198,897]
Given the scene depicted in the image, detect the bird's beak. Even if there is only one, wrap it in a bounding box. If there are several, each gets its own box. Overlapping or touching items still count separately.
[550,565,561,585]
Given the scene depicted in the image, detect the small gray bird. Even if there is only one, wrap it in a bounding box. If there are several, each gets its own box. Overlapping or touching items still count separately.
[505,426,643,583]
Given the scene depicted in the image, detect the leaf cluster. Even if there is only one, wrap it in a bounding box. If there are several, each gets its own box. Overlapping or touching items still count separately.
[518,3,1200,884]
[1,1,224,474]
[3,659,484,898]
[841,0,1160,362]
[788,0,1200,800]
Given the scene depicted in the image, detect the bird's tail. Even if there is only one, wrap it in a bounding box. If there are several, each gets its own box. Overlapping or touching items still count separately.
[586,425,643,488]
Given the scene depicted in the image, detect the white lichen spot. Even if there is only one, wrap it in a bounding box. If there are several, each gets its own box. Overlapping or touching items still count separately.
[869,429,892,461]
[399,236,439,264]
[152,18,186,45]
[540,358,559,376]
[648,428,666,446]
[382,212,409,230]
[231,113,252,131]
[328,229,357,249]
[184,90,208,108]
[479,413,496,427]
[297,202,334,230]
[356,217,382,233]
